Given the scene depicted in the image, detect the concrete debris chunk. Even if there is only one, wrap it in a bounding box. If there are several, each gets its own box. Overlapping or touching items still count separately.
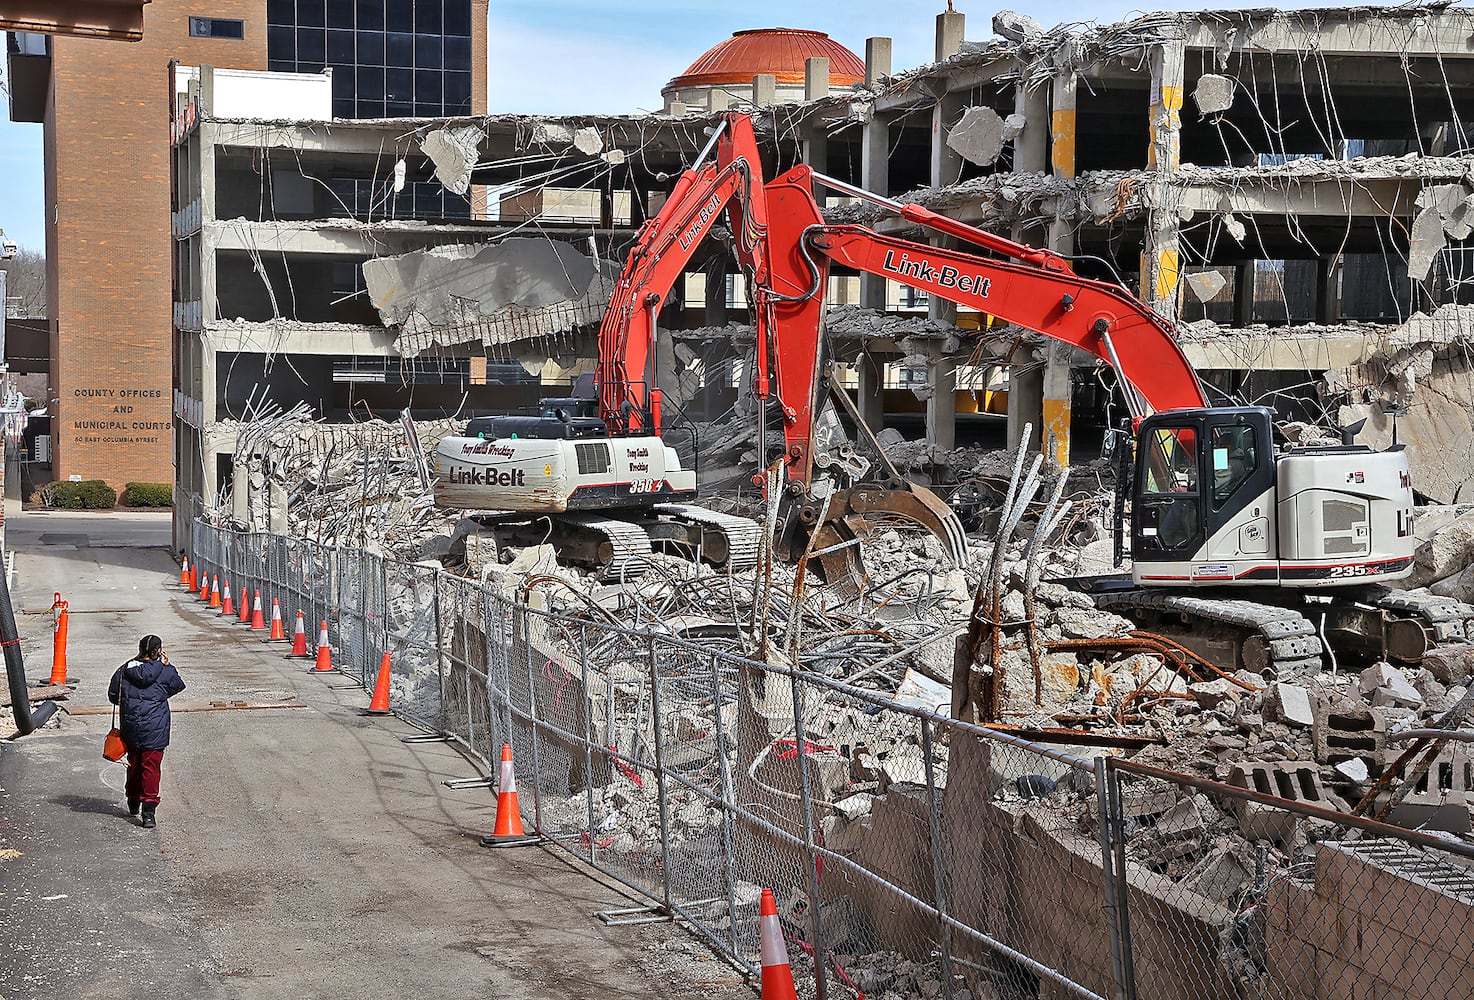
[1421,643,1474,685]
[1407,203,1448,281]
[1184,269,1227,302]
[1358,662,1422,706]
[600,148,627,165]
[946,106,1008,166]
[1192,74,1235,115]
[991,10,1043,41]
[362,238,613,356]
[1222,213,1246,243]
[572,126,604,155]
[1267,682,1314,727]
[531,121,572,145]
[1334,757,1370,782]
[419,125,484,195]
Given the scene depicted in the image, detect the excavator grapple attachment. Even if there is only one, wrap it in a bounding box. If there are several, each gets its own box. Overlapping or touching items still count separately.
[803,482,971,599]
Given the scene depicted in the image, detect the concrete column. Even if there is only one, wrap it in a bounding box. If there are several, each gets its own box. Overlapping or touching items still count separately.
[1008,361,1044,452]
[1050,72,1077,179]
[926,353,957,453]
[860,110,890,309]
[201,340,218,424]
[865,37,892,86]
[1043,214,1076,469]
[753,74,776,107]
[935,10,965,62]
[709,88,730,112]
[857,353,885,431]
[231,457,249,526]
[801,58,829,174]
[1014,81,1049,174]
[268,477,287,534]
[1233,261,1254,326]
[1141,40,1185,320]
[804,56,829,101]
[705,256,729,327]
[1316,256,1340,324]
[931,90,965,188]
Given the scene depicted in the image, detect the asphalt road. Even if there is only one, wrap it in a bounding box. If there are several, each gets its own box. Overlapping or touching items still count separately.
[0,509,750,999]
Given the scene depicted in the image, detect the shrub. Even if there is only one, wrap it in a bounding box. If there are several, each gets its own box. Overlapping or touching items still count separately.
[121,482,172,507]
[46,479,117,510]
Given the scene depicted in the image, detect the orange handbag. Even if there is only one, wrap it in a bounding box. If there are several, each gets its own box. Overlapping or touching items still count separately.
[103,682,127,762]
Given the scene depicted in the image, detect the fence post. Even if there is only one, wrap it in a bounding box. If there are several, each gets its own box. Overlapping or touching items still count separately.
[783,663,828,1000]
[433,570,447,735]
[358,552,371,683]
[579,623,598,859]
[707,652,743,962]
[522,605,545,832]
[645,632,675,917]
[919,716,955,999]
[1096,758,1137,1000]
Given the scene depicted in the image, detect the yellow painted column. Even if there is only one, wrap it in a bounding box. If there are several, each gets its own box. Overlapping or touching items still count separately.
[1046,71,1078,469]
[1142,41,1185,321]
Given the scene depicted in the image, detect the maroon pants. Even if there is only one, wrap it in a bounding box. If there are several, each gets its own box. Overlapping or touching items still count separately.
[125,748,164,804]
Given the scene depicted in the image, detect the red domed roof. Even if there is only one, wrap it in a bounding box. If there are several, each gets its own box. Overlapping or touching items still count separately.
[666,28,865,92]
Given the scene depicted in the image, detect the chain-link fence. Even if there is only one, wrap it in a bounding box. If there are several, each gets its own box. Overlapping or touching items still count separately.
[188,521,1474,1000]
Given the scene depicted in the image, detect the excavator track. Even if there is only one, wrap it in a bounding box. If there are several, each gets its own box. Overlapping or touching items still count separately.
[549,514,654,582]
[651,504,762,573]
[1094,590,1326,679]
[1335,586,1474,662]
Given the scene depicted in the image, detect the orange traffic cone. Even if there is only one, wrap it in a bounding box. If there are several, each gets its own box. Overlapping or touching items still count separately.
[312,621,334,672]
[220,580,234,617]
[758,889,799,1000]
[199,572,213,602]
[47,598,69,686]
[250,590,266,630]
[288,612,308,657]
[237,585,253,624]
[189,564,199,594]
[179,556,190,587]
[479,744,538,847]
[364,652,392,714]
[265,599,287,641]
[209,575,221,609]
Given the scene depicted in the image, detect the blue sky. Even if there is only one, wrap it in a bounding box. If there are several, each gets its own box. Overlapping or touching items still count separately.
[0,1,1330,252]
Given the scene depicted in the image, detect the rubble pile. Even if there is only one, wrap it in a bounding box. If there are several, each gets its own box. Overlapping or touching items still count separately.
[211,410,462,549]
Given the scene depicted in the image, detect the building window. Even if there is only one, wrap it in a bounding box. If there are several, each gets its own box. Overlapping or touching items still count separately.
[189,17,245,39]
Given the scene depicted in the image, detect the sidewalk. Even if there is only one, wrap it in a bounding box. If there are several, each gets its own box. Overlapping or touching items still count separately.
[0,510,748,999]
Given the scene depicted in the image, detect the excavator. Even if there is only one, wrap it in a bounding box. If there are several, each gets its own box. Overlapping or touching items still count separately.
[434,111,969,583]
[436,112,1473,671]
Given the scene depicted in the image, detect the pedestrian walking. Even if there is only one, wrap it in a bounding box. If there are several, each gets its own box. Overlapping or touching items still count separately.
[107,635,186,828]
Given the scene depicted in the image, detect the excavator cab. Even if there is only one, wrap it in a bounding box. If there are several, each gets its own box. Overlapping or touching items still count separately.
[1132,407,1275,573]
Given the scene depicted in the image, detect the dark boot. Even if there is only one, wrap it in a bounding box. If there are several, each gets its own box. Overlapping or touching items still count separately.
[140,804,156,829]
[128,799,140,816]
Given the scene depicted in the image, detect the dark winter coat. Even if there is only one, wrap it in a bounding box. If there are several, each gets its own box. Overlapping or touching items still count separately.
[107,657,186,751]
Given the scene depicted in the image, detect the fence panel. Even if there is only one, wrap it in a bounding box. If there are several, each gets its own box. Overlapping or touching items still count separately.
[1107,758,1474,1000]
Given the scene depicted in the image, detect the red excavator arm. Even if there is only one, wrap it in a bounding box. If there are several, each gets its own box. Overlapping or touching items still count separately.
[596,116,771,435]
[755,163,1208,491]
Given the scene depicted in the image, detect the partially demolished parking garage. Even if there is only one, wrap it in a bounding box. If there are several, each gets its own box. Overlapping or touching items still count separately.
[174,7,1474,1000]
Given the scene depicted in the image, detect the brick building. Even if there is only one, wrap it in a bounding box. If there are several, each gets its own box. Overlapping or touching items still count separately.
[5,0,487,490]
